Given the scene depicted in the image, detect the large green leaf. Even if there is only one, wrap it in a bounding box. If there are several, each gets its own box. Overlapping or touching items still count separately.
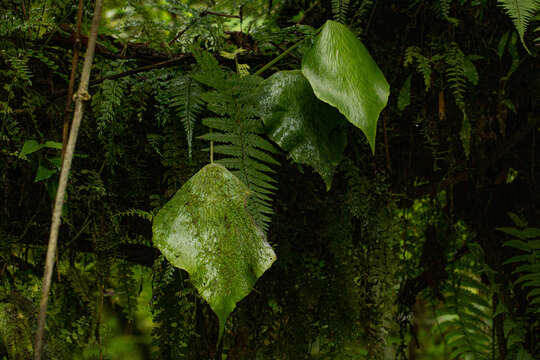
[302,20,390,153]
[258,70,347,190]
[152,163,276,341]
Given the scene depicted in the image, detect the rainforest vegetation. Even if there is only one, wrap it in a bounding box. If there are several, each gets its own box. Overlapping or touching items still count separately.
[1,0,539,358]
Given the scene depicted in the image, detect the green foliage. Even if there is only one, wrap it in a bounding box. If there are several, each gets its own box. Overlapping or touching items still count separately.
[164,75,205,160]
[332,0,351,24]
[151,257,198,359]
[498,0,540,51]
[1,0,538,358]
[114,208,155,222]
[499,225,540,311]
[436,272,493,360]
[257,70,347,190]
[302,20,390,153]
[152,163,276,342]
[194,51,280,230]
[404,46,434,91]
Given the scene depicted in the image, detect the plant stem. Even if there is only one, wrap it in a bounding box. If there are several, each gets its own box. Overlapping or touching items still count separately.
[61,0,84,161]
[253,38,304,76]
[253,27,321,76]
[33,0,104,358]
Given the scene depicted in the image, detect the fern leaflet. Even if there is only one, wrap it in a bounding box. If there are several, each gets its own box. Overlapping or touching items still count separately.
[436,273,493,360]
[498,0,540,52]
[498,225,540,311]
[332,0,351,24]
[192,51,280,231]
[166,75,205,160]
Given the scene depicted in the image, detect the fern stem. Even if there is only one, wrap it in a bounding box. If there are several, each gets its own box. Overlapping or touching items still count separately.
[254,28,322,76]
[210,129,214,164]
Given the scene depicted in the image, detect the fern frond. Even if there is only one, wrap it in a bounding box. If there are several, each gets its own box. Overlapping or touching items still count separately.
[498,0,540,51]
[445,43,467,111]
[433,0,460,25]
[500,225,540,311]
[0,49,33,86]
[436,271,492,360]
[114,208,154,221]
[167,75,204,159]
[404,47,432,90]
[194,52,280,230]
[332,0,351,24]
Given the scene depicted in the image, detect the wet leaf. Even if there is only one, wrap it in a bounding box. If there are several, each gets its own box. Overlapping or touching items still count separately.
[302,20,390,153]
[152,163,276,342]
[258,70,347,190]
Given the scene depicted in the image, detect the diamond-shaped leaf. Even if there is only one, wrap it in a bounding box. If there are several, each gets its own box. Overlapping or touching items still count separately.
[152,163,276,342]
[258,70,347,190]
[302,20,390,153]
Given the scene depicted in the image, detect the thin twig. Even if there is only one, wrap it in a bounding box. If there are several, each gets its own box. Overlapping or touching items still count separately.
[52,55,190,99]
[61,0,85,161]
[91,55,189,84]
[201,10,240,18]
[270,41,300,61]
[34,0,104,358]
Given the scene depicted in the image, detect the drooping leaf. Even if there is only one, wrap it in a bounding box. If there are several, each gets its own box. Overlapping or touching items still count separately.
[398,74,412,111]
[34,166,56,183]
[152,163,276,342]
[302,20,390,153]
[258,70,347,190]
[20,139,42,156]
[497,0,539,53]
[463,57,479,85]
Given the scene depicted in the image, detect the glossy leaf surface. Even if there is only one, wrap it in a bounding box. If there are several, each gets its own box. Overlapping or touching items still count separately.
[258,70,347,190]
[152,163,276,341]
[302,20,390,152]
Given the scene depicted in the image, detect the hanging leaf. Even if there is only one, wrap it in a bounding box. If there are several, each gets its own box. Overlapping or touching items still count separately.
[258,70,347,190]
[302,20,390,153]
[152,163,276,342]
[397,74,412,111]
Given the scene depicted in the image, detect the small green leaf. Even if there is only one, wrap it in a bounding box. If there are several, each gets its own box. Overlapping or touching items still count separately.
[463,57,479,85]
[459,112,471,159]
[44,141,63,150]
[21,139,43,156]
[48,157,62,170]
[258,70,347,190]
[302,20,390,153]
[152,163,276,342]
[504,239,531,251]
[398,74,412,111]
[34,166,57,183]
[498,227,528,239]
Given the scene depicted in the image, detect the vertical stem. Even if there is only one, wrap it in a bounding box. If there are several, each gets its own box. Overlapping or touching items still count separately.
[61,0,85,162]
[33,0,104,358]
[210,129,214,163]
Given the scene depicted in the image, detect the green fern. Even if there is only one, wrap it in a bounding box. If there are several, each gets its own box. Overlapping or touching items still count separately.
[434,0,460,25]
[444,43,471,158]
[498,0,540,52]
[332,0,351,24]
[192,51,280,231]
[444,43,467,111]
[165,75,205,160]
[114,208,155,221]
[91,61,129,138]
[436,273,493,359]
[404,46,433,90]
[151,256,198,358]
[498,226,540,311]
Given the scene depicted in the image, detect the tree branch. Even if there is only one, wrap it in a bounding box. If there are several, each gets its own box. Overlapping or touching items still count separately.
[61,0,85,161]
[34,0,104,358]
